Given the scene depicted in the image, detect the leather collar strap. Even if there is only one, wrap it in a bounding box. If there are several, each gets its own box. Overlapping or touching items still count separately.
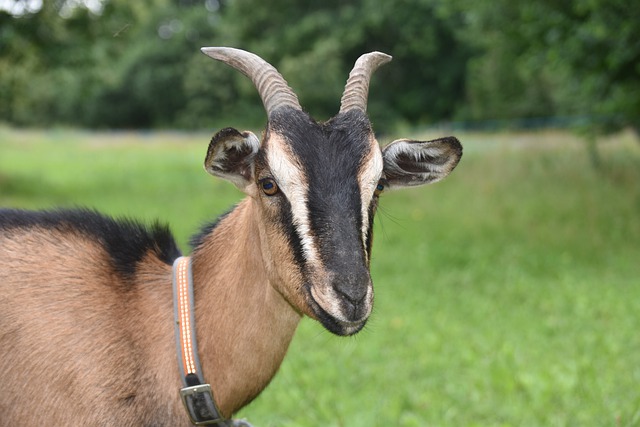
[172,256,226,426]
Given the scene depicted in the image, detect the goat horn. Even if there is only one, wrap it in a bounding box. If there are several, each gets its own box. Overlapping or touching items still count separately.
[339,52,392,114]
[201,47,302,116]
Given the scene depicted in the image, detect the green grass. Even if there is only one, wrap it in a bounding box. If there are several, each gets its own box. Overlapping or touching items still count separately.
[1,127,639,426]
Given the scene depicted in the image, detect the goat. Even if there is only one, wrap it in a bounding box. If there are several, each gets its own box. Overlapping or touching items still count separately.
[0,47,462,426]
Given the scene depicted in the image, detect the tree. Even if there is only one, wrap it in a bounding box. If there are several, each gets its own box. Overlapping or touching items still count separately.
[0,0,223,128]
[451,0,640,134]
[218,0,472,129]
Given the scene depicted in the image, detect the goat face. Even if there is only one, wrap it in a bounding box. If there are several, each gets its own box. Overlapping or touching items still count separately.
[202,48,462,336]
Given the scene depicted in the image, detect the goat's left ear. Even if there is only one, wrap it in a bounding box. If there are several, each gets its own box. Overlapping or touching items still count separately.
[382,136,462,189]
[204,127,260,191]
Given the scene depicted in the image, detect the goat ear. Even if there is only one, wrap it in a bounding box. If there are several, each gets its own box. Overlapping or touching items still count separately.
[204,128,260,190]
[382,136,462,189]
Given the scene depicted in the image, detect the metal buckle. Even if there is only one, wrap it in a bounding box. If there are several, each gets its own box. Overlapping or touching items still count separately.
[180,384,225,426]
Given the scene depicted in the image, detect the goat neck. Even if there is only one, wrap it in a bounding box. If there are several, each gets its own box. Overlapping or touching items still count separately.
[189,197,302,416]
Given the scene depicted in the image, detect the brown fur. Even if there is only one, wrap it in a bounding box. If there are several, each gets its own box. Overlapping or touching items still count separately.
[0,198,301,425]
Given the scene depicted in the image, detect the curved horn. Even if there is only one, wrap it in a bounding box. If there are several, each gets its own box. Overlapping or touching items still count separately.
[339,52,392,114]
[201,47,302,116]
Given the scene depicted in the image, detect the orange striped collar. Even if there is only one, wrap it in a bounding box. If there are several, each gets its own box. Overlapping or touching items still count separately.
[172,256,225,425]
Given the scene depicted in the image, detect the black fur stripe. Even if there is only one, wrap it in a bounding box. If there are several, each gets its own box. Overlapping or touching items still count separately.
[365,200,377,262]
[0,208,181,279]
[265,108,376,272]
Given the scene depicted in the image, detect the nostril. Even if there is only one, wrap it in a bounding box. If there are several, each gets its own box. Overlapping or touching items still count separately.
[335,284,368,316]
[329,267,371,318]
[336,286,366,305]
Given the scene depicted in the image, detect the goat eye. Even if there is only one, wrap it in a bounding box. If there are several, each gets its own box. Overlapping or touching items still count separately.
[260,178,279,196]
[374,181,385,196]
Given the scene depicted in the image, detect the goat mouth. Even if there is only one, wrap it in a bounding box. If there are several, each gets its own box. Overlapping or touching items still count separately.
[306,287,369,336]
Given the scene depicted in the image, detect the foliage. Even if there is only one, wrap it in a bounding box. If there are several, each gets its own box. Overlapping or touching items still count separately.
[219,0,470,128]
[0,0,638,133]
[1,128,640,425]
[0,0,469,129]
[452,0,640,133]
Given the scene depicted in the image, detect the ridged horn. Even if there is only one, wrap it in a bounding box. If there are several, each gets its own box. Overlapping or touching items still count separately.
[339,52,392,114]
[201,47,302,116]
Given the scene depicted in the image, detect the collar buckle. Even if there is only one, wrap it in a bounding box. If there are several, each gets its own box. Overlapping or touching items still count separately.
[180,383,226,426]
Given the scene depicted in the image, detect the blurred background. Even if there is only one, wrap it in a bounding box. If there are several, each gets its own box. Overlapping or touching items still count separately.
[1,1,639,426]
[1,0,638,133]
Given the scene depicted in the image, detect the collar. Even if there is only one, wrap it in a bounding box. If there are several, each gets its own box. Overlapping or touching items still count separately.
[172,256,226,426]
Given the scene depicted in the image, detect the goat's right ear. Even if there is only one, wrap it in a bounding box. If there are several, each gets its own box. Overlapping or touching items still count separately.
[204,128,260,191]
[381,136,462,189]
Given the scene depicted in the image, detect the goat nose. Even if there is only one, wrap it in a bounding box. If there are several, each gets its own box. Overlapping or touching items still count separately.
[334,274,370,316]
[336,283,367,306]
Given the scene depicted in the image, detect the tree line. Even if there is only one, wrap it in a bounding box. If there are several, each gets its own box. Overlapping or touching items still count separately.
[0,0,638,133]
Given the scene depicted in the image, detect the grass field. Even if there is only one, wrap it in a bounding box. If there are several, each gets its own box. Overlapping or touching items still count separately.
[1,127,639,426]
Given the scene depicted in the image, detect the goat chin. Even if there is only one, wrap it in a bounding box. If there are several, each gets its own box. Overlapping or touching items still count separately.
[307,284,373,336]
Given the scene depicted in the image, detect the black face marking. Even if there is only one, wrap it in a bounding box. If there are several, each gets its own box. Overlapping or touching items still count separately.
[0,209,181,279]
[268,108,374,268]
[266,108,379,328]
[365,199,377,262]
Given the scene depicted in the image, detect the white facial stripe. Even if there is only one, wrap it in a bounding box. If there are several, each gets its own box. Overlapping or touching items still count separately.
[358,139,384,255]
[266,136,321,267]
